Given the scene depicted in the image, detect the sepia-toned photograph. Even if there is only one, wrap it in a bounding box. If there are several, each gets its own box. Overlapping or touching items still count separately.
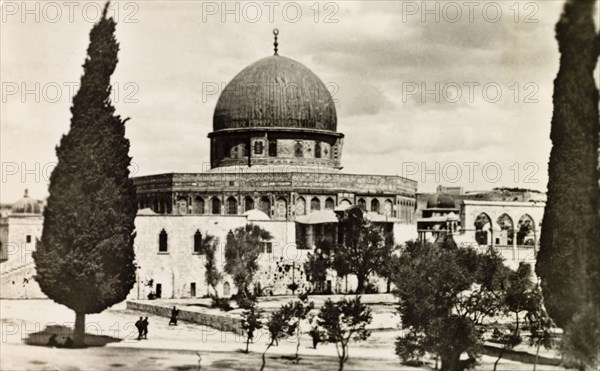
[1,1,599,370]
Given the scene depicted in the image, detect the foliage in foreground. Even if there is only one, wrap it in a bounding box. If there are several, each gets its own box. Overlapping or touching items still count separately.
[317,296,372,371]
[393,237,541,371]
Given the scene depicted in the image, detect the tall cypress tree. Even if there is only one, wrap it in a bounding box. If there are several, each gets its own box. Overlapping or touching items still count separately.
[33,2,137,347]
[536,0,600,365]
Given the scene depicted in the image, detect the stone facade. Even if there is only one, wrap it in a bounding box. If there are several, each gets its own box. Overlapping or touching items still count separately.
[0,215,45,299]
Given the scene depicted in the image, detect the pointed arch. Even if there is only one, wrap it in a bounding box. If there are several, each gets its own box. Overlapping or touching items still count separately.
[517,214,536,246]
[259,196,271,216]
[370,199,380,213]
[357,198,366,211]
[244,196,254,212]
[296,197,306,216]
[193,196,205,214]
[311,197,321,211]
[497,213,515,246]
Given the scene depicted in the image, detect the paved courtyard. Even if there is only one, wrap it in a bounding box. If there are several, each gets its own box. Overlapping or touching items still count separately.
[1,299,567,371]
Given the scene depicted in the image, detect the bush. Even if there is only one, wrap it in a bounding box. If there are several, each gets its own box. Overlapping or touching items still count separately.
[211,296,232,311]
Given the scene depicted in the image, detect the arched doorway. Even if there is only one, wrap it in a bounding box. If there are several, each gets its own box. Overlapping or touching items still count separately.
[325,197,335,210]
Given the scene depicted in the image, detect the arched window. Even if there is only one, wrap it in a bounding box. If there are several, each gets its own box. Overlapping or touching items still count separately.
[194,230,203,253]
[275,197,287,219]
[371,199,380,213]
[177,198,188,215]
[357,198,366,211]
[211,197,221,214]
[193,196,205,214]
[296,197,306,216]
[259,196,271,216]
[226,196,238,215]
[325,197,335,210]
[244,196,254,212]
[497,214,515,246]
[314,142,322,158]
[384,200,393,217]
[517,214,536,246]
[158,229,168,252]
[311,197,321,211]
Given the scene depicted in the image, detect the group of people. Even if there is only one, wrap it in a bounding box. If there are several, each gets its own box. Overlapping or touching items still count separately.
[134,307,179,341]
[135,317,149,340]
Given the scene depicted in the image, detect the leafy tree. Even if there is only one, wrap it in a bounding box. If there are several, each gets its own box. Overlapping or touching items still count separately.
[317,296,372,371]
[203,235,222,297]
[393,236,509,371]
[304,239,333,293]
[536,1,600,368]
[527,297,556,371]
[260,303,296,371]
[290,293,315,363]
[33,3,137,347]
[491,263,540,371]
[240,297,263,353]
[223,224,272,301]
[334,208,393,293]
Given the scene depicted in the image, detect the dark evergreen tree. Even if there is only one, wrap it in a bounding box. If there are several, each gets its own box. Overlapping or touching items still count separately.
[536,0,600,366]
[32,3,137,347]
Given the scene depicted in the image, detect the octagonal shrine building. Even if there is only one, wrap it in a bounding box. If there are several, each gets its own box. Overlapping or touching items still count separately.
[130,33,418,299]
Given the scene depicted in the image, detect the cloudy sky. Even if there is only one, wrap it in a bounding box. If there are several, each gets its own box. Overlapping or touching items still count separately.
[1,0,595,203]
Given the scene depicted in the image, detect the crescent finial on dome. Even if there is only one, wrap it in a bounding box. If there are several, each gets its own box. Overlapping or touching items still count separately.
[273,28,279,56]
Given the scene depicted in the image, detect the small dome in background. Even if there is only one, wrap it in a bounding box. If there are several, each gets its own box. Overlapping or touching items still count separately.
[426,192,456,209]
[11,189,43,214]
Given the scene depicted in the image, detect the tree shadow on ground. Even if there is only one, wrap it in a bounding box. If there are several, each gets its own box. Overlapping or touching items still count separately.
[24,325,121,348]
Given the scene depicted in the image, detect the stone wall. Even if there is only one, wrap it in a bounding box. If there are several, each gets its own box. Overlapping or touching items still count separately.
[126,300,243,335]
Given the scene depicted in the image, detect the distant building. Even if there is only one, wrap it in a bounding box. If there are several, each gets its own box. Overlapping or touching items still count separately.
[0,190,45,298]
[417,187,545,265]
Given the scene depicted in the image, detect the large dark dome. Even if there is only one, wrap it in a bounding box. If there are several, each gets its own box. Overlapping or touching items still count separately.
[213,56,337,132]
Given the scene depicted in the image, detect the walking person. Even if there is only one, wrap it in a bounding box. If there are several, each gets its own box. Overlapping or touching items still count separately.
[169,306,179,326]
[142,316,149,339]
[135,316,143,340]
